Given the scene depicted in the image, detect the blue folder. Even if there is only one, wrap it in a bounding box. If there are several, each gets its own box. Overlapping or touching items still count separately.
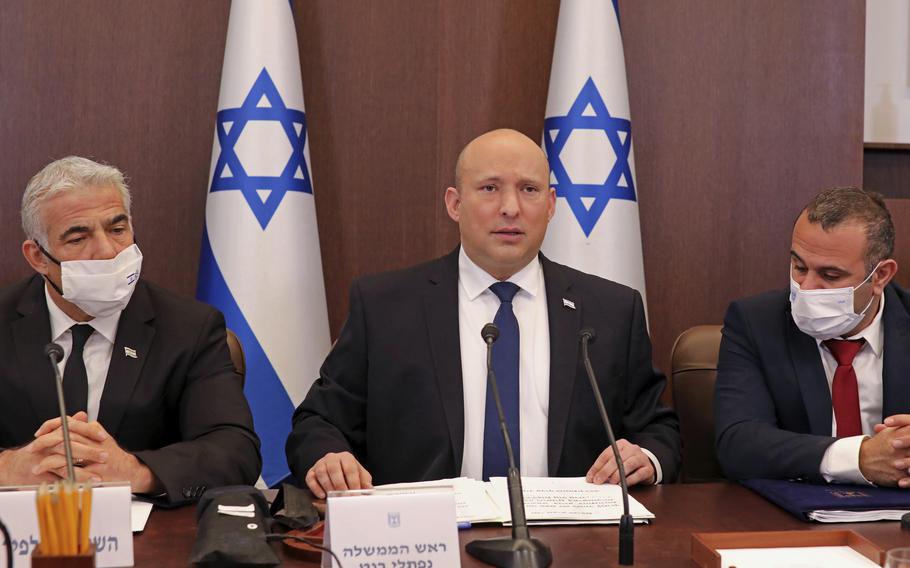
[742,478,910,521]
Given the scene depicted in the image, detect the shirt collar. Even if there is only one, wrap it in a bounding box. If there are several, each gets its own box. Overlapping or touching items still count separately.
[44,284,121,344]
[458,246,542,301]
[816,291,885,358]
[847,291,885,357]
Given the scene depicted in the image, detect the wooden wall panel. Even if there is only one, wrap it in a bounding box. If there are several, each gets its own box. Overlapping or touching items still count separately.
[621,0,865,373]
[865,147,910,200]
[296,1,559,333]
[885,199,910,289]
[0,1,228,294]
[0,1,864,382]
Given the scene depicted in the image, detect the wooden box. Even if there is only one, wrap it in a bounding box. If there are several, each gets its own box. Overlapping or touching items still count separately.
[691,530,883,568]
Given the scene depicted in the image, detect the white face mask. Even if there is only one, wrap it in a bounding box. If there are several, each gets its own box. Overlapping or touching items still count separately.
[42,244,143,318]
[789,263,880,340]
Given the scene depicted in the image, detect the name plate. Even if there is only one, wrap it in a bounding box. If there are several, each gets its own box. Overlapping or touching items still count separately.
[323,487,460,568]
[0,482,133,568]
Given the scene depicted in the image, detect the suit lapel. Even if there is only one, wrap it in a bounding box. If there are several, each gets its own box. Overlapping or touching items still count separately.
[97,281,155,435]
[785,308,833,435]
[13,277,59,423]
[881,286,910,417]
[423,249,465,471]
[541,256,580,475]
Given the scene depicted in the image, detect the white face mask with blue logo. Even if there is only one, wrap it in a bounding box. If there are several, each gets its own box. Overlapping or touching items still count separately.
[789,262,880,340]
[42,243,143,319]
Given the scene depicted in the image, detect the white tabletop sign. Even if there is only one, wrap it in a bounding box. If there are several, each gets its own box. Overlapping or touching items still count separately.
[0,482,134,568]
[323,487,460,568]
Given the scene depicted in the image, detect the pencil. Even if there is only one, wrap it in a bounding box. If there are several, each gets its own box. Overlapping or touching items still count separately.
[61,483,75,555]
[79,484,92,554]
[36,483,48,554]
[43,488,60,556]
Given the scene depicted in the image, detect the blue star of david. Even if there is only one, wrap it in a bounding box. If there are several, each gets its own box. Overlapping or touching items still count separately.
[544,77,636,237]
[210,68,312,229]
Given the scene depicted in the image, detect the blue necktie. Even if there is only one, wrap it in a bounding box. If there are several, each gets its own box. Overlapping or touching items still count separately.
[483,281,521,480]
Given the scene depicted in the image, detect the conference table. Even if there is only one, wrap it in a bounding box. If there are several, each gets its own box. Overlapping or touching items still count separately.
[135,482,910,566]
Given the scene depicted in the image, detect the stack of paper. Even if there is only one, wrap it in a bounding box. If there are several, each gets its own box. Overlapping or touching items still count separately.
[489,477,654,525]
[807,509,908,522]
[379,476,654,525]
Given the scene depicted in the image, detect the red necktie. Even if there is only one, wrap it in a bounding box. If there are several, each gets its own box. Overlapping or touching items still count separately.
[822,338,865,437]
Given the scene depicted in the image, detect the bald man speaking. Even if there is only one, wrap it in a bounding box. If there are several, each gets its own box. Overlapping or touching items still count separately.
[286,129,680,497]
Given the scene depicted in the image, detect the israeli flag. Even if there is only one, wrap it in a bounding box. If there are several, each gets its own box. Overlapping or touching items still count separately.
[197,0,330,486]
[541,0,647,308]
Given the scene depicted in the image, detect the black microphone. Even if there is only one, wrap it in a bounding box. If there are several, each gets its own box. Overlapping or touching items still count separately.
[466,323,552,568]
[579,328,634,565]
[45,342,77,482]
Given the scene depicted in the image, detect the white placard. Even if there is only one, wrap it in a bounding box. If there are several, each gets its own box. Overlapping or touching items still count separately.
[0,482,134,568]
[323,487,460,568]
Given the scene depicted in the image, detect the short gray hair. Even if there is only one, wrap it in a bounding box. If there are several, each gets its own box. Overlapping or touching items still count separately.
[803,186,894,272]
[22,156,132,248]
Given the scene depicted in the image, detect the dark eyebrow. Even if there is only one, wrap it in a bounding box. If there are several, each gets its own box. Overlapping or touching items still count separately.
[105,213,129,227]
[789,250,849,275]
[59,225,90,241]
[57,214,129,242]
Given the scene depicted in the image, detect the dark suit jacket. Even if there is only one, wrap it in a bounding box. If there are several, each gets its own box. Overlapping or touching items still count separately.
[286,249,680,484]
[715,284,910,482]
[0,275,261,504]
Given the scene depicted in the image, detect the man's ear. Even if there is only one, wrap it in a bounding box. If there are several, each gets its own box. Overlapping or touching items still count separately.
[872,258,898,294]
[444,186,461,222]
[547,186,556,221]
[22,240,49,275]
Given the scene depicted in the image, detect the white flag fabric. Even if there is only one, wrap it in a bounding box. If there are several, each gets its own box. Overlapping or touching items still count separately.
[197,0,330,486]
[541,0,647,308]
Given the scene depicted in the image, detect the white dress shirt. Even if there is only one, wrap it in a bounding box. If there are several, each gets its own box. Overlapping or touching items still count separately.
[456,248,663,482]
[458,248,551,479]
[45,286,121,422]
[818,294,885,484]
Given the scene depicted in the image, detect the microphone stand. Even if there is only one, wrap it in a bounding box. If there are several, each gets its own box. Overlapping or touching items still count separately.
[465,324,552,568]
[580,329,634,565]
[45,343,76,482]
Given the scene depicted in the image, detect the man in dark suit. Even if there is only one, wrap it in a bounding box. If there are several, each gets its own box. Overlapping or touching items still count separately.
[715,187,910,487]
[0,156,260,504]
[287,129,680,497]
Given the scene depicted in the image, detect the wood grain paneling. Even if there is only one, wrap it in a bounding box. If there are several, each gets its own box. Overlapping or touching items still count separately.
[621,0,865,373]
[865,148,910,200]
[885,199,910,289]
[298,1,559,332]
[0,1,864,382]
[0,1,228,294]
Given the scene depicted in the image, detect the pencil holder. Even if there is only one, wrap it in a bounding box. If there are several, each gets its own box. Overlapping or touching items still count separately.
[31,548,95,568]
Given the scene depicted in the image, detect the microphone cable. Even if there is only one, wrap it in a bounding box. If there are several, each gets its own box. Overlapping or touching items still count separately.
[1,516,12,568]
[265,533,344,568]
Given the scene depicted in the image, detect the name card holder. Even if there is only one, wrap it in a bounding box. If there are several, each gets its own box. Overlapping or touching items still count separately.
[30,549,94,568]
[323,486,461,568]
[0,482,133,568]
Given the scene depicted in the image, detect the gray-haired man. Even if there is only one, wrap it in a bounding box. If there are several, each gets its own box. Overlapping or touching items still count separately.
[0,156,260,504]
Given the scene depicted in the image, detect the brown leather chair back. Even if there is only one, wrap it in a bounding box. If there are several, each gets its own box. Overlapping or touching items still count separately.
[226,328,246,387]
[670,325,723,482]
